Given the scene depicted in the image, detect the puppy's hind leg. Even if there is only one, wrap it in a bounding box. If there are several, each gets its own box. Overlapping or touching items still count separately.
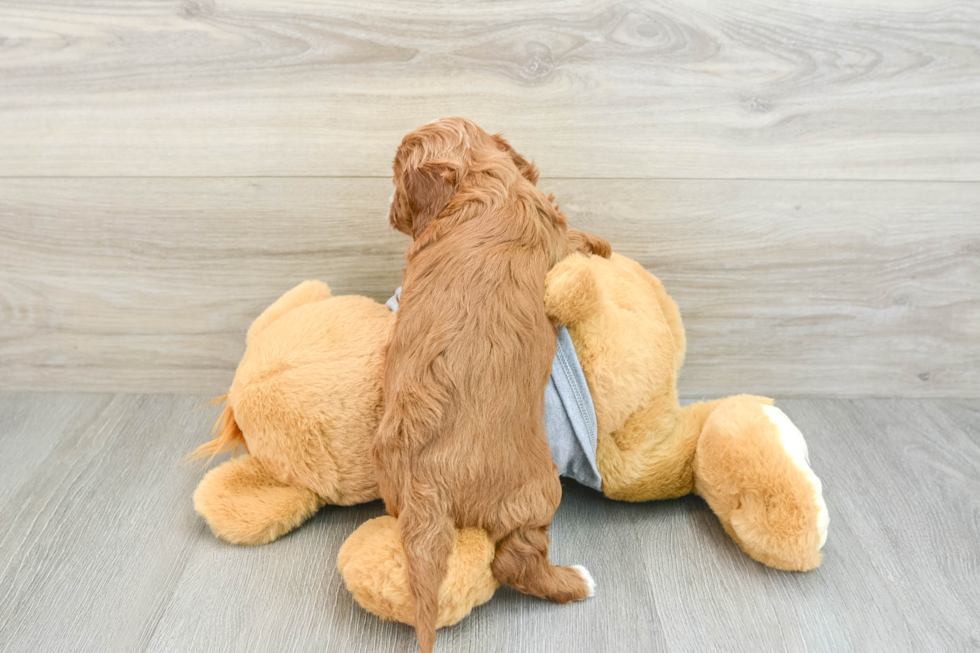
[492,526,594,604]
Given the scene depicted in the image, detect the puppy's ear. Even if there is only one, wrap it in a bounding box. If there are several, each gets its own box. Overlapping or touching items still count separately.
[492,134,539,185]
[390,161,460,238]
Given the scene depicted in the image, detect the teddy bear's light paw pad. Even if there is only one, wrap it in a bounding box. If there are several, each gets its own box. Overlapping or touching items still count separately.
[762,405,830,550]
[571,564,596,598]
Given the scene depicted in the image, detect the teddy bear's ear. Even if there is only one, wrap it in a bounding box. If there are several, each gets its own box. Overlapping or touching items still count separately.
[544,254,603,325]
[247,280,332,345]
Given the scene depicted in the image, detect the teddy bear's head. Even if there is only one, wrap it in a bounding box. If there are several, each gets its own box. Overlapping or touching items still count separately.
[229,283,395,505]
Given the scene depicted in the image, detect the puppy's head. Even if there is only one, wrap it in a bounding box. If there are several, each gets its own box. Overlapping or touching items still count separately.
[388,118,539,238]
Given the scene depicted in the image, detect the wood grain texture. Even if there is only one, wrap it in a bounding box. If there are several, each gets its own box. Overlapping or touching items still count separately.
[1,177,977,396]
[0,393,206,652]
[1,0,979,178]
[1,394,978,651]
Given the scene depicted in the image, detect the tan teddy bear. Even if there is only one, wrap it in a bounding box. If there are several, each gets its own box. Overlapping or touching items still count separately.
[192,252,828,628]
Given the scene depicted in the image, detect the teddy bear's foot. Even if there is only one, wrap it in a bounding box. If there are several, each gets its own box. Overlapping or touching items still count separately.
[337,516,499,629]
[193,454,323,545]
[694,396,829,571]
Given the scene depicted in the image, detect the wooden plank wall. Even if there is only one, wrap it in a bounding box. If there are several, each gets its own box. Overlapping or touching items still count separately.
[1,0,978,396]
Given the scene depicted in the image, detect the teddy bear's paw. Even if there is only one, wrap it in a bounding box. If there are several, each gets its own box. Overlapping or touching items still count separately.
[762,405,830,550]
[544,254,602,325]
[571,565,596,598]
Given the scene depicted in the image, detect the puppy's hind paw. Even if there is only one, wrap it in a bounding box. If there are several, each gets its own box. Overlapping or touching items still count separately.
[571,565,596,598]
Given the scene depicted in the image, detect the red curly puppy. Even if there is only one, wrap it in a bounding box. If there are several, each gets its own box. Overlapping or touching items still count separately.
[373,118,608,653]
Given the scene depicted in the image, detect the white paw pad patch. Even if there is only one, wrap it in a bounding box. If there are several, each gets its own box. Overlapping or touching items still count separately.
[762,405,830,549]
[571,565,596,598]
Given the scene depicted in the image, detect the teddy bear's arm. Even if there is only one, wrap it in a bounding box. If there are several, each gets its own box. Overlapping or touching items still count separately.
[543,254,603,326]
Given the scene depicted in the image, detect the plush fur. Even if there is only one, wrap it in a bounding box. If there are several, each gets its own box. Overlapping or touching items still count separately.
[377,118,596,653]
[192,280,389,543]
[337,516,499,629]
[190,253,828,629]
[193,454,321,546]
[545,254,826,570]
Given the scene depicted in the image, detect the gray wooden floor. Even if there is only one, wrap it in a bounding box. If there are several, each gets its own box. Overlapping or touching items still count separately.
[1,393,977,652]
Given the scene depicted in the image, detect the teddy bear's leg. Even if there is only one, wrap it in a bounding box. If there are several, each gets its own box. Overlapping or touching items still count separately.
[337,516,499,629]
[193,454,324,545]
[693,396,829,571]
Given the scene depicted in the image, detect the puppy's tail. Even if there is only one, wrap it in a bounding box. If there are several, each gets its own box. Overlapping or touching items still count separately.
[400,498,455,653]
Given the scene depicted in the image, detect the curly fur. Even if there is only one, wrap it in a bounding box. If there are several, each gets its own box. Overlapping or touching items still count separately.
[375,118,602,653]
